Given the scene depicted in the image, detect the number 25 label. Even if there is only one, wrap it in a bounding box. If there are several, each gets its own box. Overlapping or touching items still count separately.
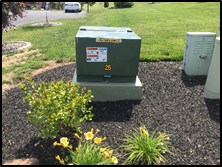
[105,65,111,71]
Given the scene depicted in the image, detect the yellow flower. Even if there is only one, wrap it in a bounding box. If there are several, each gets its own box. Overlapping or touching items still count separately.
[159,131,164,139]
[53,141,57,146]
[75,133,82,140]
[68,145,73,149]
[94,129,100,136]
[104,151,109,159]
[109,150,113,158]
[56,155,61,161]
[94,137,102,144]
[63,141,69,147]
[60,159,65,164]
[143,130,148,135]
[100,148,106,153]
[68,163,73,165]
[112,156,118,164]
[60,137,68,144]
[85,132,94,140]
[102,137,106,141]
[53,141,62,146]
[90,129,100,137]
[139,127,142,135]
[164,137,170,140]
[76,147,79,152]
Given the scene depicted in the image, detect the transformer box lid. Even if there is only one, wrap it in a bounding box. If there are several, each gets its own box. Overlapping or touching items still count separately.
[76,26,141,40]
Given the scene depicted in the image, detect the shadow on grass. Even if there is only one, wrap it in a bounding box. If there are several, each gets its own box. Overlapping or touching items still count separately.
[21,26,50,31]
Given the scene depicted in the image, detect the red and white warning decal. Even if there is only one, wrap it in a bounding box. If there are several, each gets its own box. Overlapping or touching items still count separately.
[86,47,107,62]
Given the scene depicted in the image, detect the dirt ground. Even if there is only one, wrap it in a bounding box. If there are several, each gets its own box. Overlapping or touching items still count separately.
[2,48,75,96]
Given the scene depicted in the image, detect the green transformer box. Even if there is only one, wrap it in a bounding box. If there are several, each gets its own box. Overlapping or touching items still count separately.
[72,26,142,101]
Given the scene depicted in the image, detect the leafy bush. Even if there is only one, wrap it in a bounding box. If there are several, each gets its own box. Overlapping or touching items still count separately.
[120,124,174,165]
[104,2,109,8]
[55,2,61,10]
[19,77,94,138]
[54,128,118,165]
[114,2,134,8]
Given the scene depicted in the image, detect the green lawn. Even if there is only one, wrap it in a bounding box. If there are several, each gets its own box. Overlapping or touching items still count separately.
[2,2,220,83]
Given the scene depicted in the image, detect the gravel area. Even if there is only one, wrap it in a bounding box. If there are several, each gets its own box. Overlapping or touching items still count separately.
[2,62,220,165]
[31,22,62,27]
[2,41,31,54]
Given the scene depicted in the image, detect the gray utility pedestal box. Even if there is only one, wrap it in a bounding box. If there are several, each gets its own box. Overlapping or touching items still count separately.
[182,32,216,75]
[72,26,142,101]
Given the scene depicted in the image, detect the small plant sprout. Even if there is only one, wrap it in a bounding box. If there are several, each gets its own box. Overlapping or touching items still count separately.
[54,128,119,165]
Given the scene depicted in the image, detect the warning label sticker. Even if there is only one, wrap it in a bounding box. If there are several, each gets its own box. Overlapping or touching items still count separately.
[96,38,122,43]
[86,47,107,62]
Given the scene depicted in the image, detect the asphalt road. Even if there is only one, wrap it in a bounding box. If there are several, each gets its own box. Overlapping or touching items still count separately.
[11,10,86,27]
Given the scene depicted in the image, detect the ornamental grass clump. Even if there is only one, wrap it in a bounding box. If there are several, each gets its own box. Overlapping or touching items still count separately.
[19,77,94,138]
[54,128,118,165]
[120,124,174,165]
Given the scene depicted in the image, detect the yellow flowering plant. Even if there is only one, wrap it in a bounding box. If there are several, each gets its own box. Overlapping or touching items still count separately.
[19,78,94,138]
[54,128,118,165]
[120,123,174,165]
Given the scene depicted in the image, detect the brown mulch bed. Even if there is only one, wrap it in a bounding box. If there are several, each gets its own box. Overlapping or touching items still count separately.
[2,61,220,165]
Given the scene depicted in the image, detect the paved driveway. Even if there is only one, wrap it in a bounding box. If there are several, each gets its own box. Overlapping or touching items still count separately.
[12,10,86,27]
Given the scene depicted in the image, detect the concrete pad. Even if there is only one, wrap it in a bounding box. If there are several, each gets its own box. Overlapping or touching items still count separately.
[72,69,142,102]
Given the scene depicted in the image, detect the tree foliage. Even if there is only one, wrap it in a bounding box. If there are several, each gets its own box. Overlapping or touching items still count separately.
[2,2,28,33]
[104,2,109,8]
[88,2,96,7]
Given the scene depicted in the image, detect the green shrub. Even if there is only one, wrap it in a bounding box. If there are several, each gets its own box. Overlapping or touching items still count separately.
[55,2,61,10]
[19,78,94,138]
[120,123,174,165]
[54,128,119,165]
[104,2,109,8]
[114,2,134,8]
